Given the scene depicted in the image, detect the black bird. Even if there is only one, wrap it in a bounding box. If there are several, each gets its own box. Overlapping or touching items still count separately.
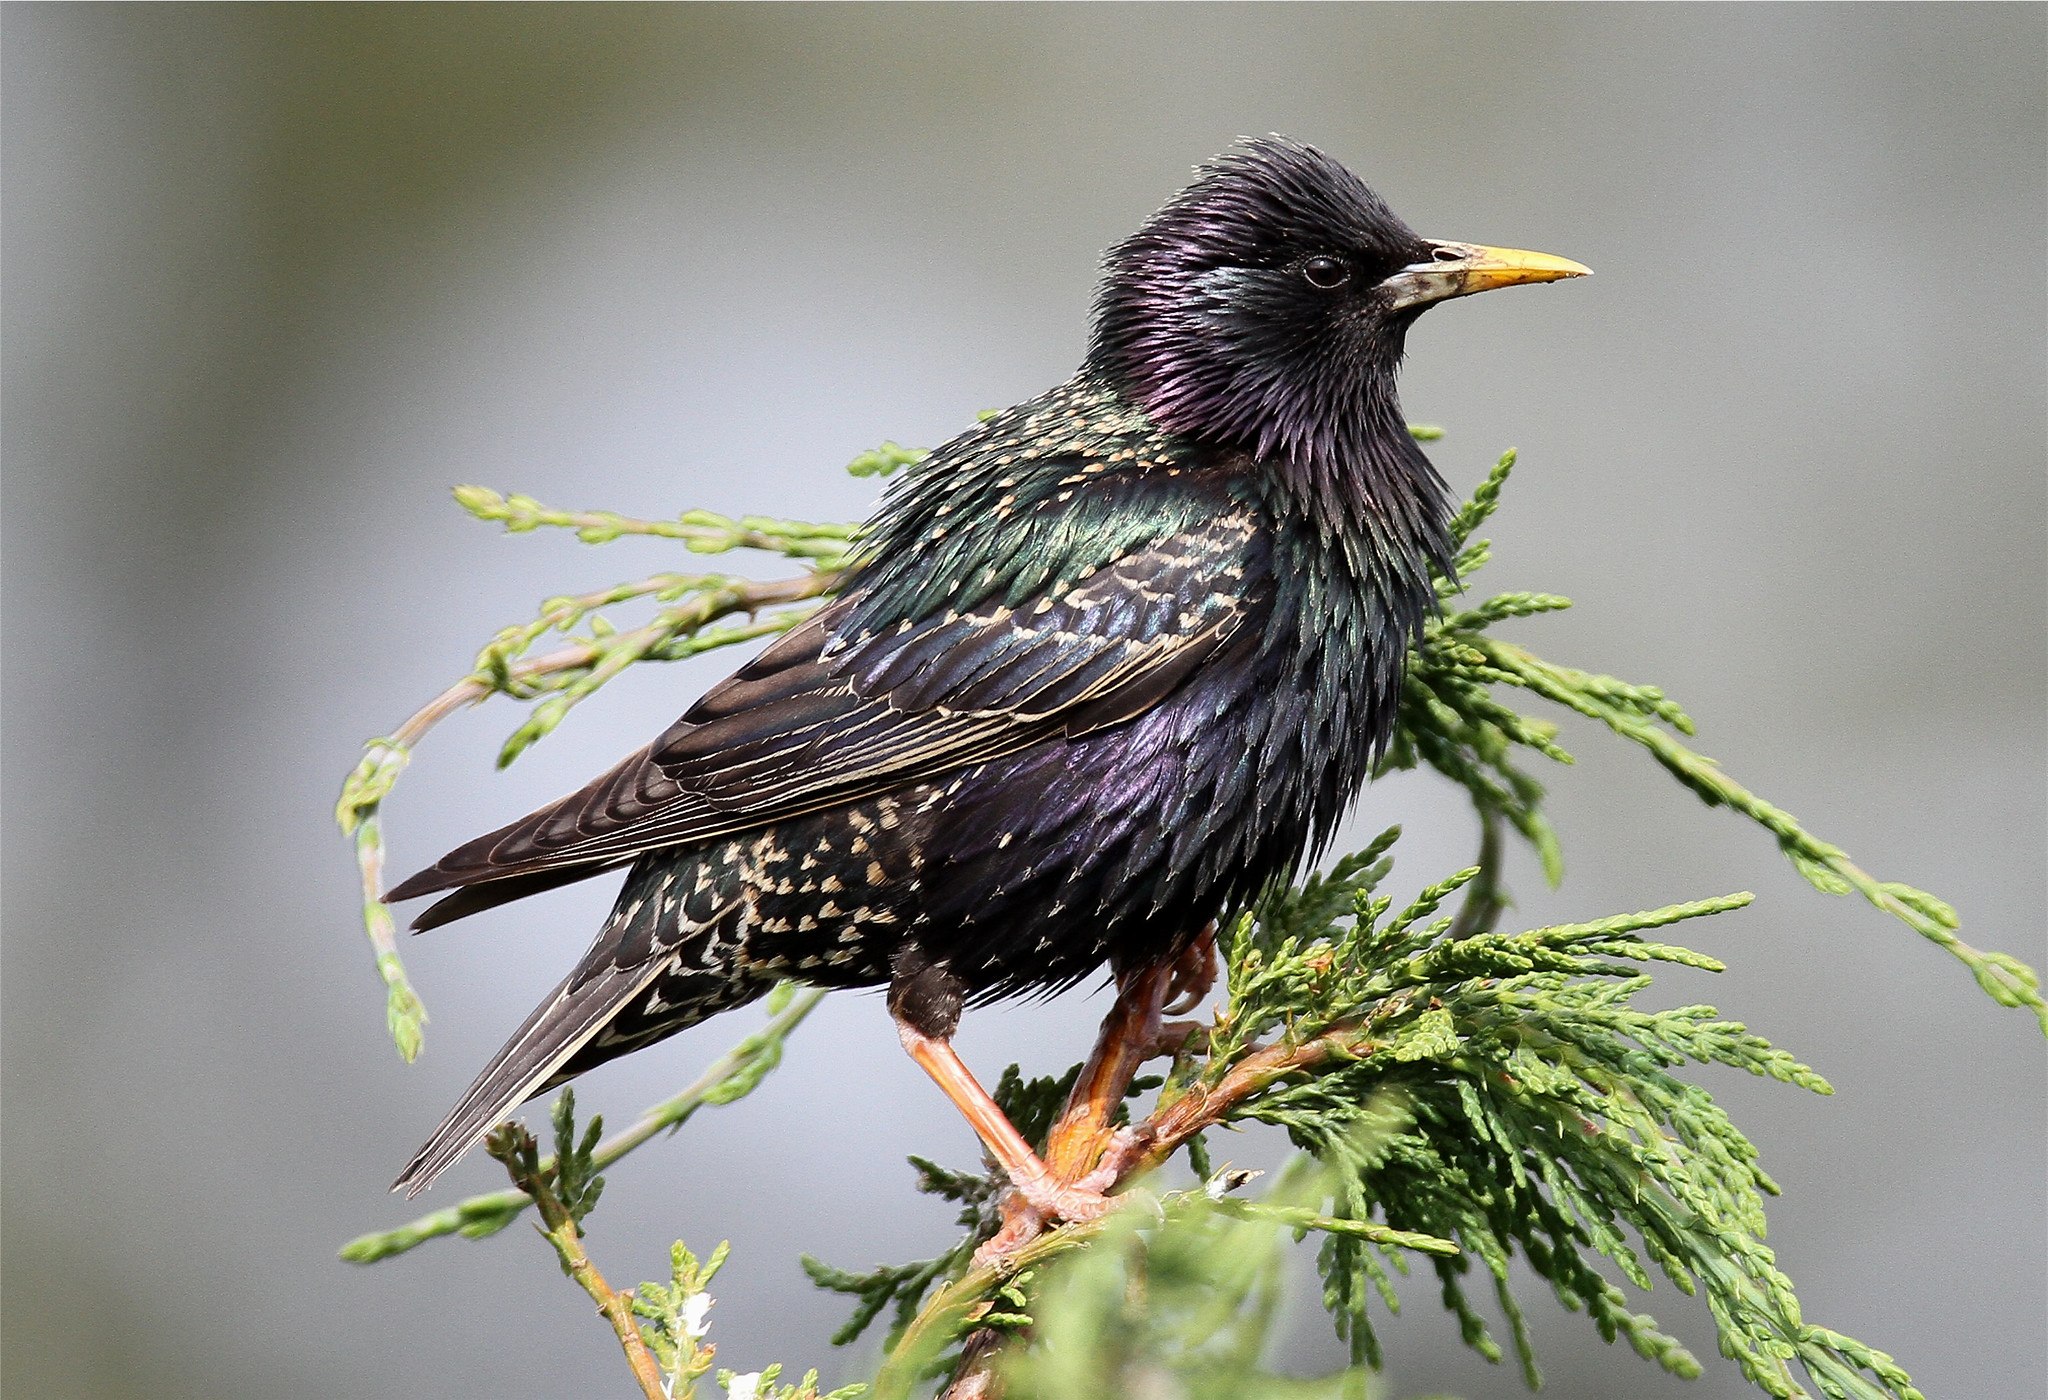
[387,136,1587,1212]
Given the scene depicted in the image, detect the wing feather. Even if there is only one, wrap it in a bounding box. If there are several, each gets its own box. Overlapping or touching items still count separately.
[387,508,1267,920]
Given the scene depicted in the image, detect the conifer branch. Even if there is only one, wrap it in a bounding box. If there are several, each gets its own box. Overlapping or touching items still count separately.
[478,1092,867,1400]
[484,1095,670,1400]
[451,485,864,559]
[342,984,825,1263]
[1475,634,2044,1028]
[337,558,836,1059]
[340,430,2033,1399]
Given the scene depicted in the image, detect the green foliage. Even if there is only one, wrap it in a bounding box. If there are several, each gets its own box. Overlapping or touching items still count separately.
[1199,840,1913,1400]
[340,424,2036,1399]
[801,1155,989,1352]
[845,837,1920,1400]
[452,485,861,558]
[1396,448,2042,1028]
[479,1097,598,1244]
[545,1089,606,1227]
[717,1363,868,1400]
[999,1158,1435,1400]
[845,440,930,479]
[332,462,867,1061]
[487,1093,865,1400]
[1002,1167,1340,1400]
[631,1238,730,1397]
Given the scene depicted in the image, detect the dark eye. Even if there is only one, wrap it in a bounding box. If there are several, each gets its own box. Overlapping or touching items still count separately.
[1301,255,1351,290]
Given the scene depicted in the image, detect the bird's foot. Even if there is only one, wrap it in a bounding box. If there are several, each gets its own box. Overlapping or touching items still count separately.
[1162,923,1219,1015]
[972,1171,1115,1268]
[1013,1170,1112,1225]
[1146,1018,1207,1060]
[1078,1125,1151,1195]
[973,1195,1047,1268]
[1070,1127,1143,1194]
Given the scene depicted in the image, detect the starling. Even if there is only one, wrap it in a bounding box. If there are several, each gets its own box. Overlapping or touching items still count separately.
[387,136,1587,1211]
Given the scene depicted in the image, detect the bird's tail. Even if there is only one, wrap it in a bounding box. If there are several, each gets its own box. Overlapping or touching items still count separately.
[391,955,678,1197]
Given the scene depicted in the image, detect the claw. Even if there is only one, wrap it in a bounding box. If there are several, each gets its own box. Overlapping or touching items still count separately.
[1016,1174,1111,1223]
[973,1176,1115,1268]
[973,1201,1044,1268]
[1162,923,1219,1015]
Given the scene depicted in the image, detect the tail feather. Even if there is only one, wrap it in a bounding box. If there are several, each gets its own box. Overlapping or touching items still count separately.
[383,746,674,907]
[391,956,674,1197]
[407,865,614,933]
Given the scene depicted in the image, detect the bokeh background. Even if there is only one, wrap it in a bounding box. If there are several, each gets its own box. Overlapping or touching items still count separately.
[5,6,2042,1399]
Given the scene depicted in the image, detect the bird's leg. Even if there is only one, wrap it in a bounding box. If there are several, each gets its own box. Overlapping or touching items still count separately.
[889,946,1110,1230]
[978,946,1206,1264]
[897,1026,1112,1229]
[1042,961,1175,1186]
[1161,921,1219,1016]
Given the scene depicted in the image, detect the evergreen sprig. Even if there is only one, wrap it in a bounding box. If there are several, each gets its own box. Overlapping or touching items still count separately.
[1397,447,2042,1028]
[836,840,1916,1400]
[630,1237,730,1397]
[485,1092,865,1400]
[333,486,852,1060]
[800,1151,994,1354]
[339,426,2035,1399]
[1196,847,1906,1400]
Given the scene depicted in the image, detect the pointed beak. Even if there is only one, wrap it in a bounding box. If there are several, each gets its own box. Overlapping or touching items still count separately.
[1383,241,1592,311]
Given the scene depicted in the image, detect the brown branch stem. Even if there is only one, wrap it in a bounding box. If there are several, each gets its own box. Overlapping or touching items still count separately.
[416,570,837,746]
[906,989,1426,1393]
[937,1328,1007,1400]
[1112,995,1417,1182]
[929,966,1420,1395]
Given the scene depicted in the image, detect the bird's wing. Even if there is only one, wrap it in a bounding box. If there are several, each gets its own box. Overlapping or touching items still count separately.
[387,507,1268,924]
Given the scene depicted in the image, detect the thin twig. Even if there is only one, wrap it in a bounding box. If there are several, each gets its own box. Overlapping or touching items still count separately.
[342,987,828,1263]
[486,1122,668,1400]
[1446,807,1506,939]
[1115,992,1423,1182]
[338,569,839,1058]
[456,487,859,559]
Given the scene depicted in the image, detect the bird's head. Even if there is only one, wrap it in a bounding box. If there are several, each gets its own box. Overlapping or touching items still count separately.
[1088,136,1588,477]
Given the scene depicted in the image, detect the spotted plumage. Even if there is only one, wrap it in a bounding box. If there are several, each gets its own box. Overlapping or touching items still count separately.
[387,136,1588,1197]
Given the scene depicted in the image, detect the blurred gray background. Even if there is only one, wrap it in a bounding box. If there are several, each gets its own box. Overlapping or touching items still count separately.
[5,6,2042,1399]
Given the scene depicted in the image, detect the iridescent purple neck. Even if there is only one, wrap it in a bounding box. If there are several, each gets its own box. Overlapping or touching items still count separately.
[1087,323,1452,593]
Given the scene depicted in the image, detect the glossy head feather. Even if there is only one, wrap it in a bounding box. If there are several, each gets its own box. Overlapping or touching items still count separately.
[1086,136,1452,569]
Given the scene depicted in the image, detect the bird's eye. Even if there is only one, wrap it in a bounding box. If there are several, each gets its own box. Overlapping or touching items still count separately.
[1301,255,1351,290]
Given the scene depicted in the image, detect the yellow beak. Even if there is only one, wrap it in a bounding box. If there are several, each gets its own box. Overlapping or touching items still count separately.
[1384,242,1592,310]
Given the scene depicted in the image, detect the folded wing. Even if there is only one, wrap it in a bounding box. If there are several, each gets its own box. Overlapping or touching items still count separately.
[386,508,1267,928]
